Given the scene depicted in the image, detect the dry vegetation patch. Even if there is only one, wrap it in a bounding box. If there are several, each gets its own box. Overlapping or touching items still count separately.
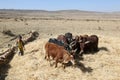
[2,35,119,80]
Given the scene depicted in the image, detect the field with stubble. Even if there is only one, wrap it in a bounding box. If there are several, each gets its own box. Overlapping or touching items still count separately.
[0,10,120,80]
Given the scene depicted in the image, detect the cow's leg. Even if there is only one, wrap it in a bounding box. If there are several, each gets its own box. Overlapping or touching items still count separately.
[48,55,52,66]
[45,54,49,61]
[62,62,65,69]
[44,51,48,60]
[79,49,84,56]
[44,54,47,59]
[79,43,84,56]
[91,44,97,53]
[55,58,58,68]
[91,46,94,53]
[94,44,98,51]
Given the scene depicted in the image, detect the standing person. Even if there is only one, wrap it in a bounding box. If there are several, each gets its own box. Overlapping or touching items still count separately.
[16,35,25,56]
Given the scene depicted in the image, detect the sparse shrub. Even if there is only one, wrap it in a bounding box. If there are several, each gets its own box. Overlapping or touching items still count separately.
[97,20,100,22]
[86,19,91,21]
[25,22,28,25]
[20,18,24,21]
[14,18,18,21]
[98,26,103,30]
[116,26,119,30]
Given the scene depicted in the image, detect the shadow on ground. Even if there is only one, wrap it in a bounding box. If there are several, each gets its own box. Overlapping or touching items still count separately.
[99,47,109,52]
[82,46,109,55]
[65,58,93,73]
[0,64,11,80]
[74,60,93,73]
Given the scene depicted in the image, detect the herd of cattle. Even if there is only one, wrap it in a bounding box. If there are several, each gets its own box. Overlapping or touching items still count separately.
[45,32,99,68]
[0,32,98,68]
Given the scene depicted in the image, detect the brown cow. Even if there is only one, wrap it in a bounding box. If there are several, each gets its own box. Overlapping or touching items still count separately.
[69,35,98,56]
[57,35,67,44]
[45,42,75,68]
[57,35,71,52]
[79,35,99,56]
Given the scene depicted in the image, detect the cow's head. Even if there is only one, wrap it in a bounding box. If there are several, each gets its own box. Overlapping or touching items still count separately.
[69,40,77,50]
[78,35,89,52]
[79,40,90,56]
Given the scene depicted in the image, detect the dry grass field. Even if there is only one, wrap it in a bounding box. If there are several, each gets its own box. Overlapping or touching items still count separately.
[0,10,120,80]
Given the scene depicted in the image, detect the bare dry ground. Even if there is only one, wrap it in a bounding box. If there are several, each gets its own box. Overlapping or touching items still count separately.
[0,10,120,80]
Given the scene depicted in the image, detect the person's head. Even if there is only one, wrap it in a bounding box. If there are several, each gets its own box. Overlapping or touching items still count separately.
[18,35,22,40]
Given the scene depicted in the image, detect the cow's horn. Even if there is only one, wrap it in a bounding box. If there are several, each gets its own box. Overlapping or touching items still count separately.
[85,41,90,44]
[79,40,82,43]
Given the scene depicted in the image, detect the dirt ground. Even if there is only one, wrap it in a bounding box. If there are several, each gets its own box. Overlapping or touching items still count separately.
[0,10,120,80]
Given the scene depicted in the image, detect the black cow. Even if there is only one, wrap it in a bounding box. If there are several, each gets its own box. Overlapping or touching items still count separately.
[48,38,64,47]
[48,38,71,53]
[57,35,72,53]
[65,32,73,44]
[69,35,80,53]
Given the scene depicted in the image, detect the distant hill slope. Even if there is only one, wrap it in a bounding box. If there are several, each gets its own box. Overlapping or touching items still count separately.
[0,9,120,20]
